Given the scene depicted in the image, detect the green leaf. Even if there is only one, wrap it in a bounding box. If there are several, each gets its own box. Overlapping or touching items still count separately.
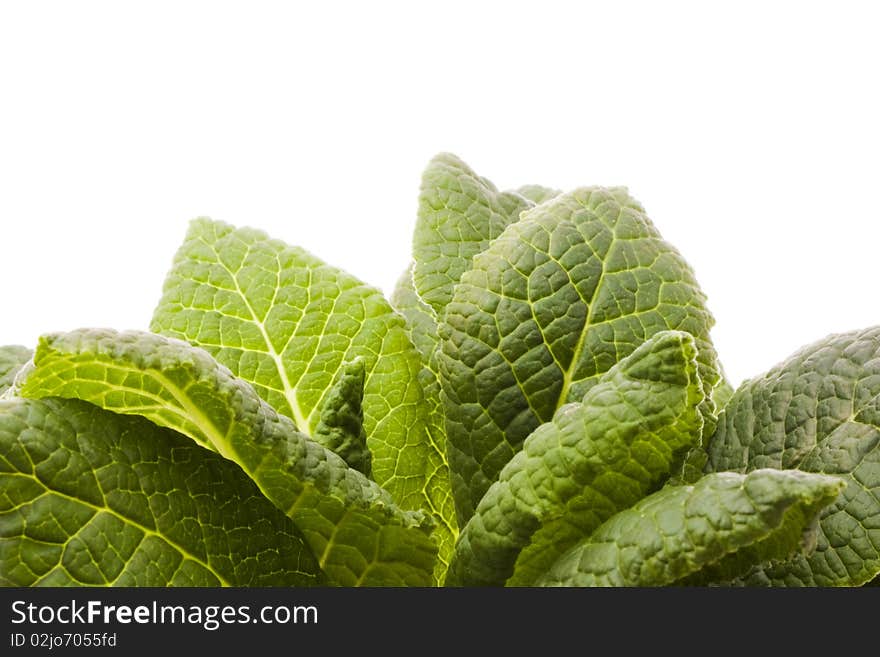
[668,372,736,487]
[513,184,561,205]
[0,346,31,396]
[149,218,452,582]
[412,153,533,314]
[313,358,371,476]
[0,396,324,586]
[389,264,458,580]
[395,155,559,578]
[706,326,880,586]
[445,331,705,587]
[439,187,721,524]
[713,376,735,412]
[538,469,843,586]
[16,329,437,586]
[391,263,441,364]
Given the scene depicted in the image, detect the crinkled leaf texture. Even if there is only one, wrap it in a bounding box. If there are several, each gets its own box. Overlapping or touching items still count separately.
[389,264,456,579]
[412,153,535,314]
[313,357,371,477]
[392,263,442,366]
[391,156,561,579]
[446,331,705,586]
[0,346,31,396]
[706,327,880,586]
[16,329,437,586]
[150,218,453,583]
[514,185,561,205]
[401,155,555,373]
[0,396,324,586]
[538,469,843,586]
[438,185,722,524]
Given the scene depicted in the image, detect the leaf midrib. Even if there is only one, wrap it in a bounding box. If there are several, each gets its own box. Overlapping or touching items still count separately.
[197,235,310,432]
[554,210,618,410]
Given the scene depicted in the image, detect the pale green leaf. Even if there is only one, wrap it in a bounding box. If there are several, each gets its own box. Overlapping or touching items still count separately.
[149,218,452,582]
[396,155,559,577]
[16,329,437,586]
[512,184,561,205]
[389,264,457,580]
[412,153,533,314]
[391,263,441,364]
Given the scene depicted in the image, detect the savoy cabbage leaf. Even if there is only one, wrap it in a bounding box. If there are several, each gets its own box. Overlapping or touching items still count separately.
[3,151,873,589]
[0,346,31,397]
[389,264,456,578]
[513,184,561,205]
[412,153,535,315]
[437,185,722,524]
[706,326,880,585]
[538,469,843,586]
[149,218,455,582]
[312,357,371,476]
[446,331,705,586]
[1,396,324,586]
[15,329,437,586]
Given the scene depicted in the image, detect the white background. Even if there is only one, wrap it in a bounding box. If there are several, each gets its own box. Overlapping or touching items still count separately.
[1,1,877,387]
